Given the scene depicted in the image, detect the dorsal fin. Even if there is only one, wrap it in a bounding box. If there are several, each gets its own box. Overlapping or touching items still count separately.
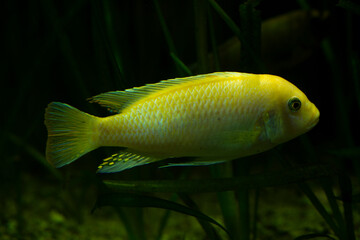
[88,72,249,113]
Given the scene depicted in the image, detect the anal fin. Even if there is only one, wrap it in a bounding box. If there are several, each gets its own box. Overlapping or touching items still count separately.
[97,150,164,173]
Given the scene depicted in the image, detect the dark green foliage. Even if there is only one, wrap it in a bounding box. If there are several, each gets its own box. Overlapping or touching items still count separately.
[102,164,336,193]
[3,0,360,239]
[93,192,228,236]
[294,233,337,240]
[337,0,360,15]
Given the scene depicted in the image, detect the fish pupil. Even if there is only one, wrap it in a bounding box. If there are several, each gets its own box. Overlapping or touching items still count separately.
[292,102,300,109]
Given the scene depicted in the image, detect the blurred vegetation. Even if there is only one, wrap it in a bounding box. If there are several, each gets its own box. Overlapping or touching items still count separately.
[2,0,360,239]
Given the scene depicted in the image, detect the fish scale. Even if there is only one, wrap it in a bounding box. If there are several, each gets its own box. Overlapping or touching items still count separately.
[106,88,202,148]
[120,83,243,153]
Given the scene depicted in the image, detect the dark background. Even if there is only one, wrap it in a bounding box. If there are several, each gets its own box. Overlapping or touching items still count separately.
[2,0,360,239]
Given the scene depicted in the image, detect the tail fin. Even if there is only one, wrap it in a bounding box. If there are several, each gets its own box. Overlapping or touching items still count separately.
[45,102,99,168]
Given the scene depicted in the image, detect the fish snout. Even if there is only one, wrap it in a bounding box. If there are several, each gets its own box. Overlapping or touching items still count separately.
[307,104,320,130]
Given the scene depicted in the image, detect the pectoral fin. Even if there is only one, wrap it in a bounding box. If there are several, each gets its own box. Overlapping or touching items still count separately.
[161,157,232,168]
[215,128,262,149]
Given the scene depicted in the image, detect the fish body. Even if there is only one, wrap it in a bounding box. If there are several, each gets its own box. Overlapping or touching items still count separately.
[45,72,319,173]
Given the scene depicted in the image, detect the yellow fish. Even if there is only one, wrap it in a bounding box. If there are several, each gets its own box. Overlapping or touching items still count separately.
[45,72,319,173]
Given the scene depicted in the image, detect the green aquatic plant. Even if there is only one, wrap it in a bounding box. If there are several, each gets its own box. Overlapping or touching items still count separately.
[4,0,360,239]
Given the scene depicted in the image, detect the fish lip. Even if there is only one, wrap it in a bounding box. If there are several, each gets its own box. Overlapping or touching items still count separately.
[307,115,319,130]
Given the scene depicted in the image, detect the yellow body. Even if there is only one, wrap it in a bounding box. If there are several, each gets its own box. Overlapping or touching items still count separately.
[45,72,319,173]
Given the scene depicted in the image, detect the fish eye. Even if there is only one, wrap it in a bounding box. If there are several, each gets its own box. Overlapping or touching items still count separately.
[288,97,301,112]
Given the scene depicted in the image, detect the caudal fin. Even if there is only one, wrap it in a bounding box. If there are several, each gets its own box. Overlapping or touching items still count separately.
[45,102,99,168]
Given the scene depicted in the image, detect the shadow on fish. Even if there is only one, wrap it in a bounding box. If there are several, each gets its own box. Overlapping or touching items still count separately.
[44,72,320,173]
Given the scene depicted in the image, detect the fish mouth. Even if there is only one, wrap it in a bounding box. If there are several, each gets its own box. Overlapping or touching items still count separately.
[307,117,319,130]
[307,109,320,130]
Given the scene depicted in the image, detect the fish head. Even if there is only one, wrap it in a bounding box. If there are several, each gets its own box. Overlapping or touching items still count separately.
[262,75,320,145]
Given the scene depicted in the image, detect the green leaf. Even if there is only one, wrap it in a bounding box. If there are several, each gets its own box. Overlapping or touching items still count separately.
[207,6,220,71]
[349,193,360,203]
[337,0,360,15]
[155,194,177,240]
[297,183,342,237]
[328,147,360,157]
[178,193,223,240]
[238,0,262,72]
[93,193,229,235]
[8,133,62,180]
[170,52,192,76]
[154,0,190,76]
[208,0,242,40]
[102,1,127,86]
[294,233,337,240]
[153,0,177,55]
[279,158,342,238]
[103,164,337,193]
[210,163,240,239]
[338,174,356,240]
[351,54,360,111]
[194,0,209,73]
